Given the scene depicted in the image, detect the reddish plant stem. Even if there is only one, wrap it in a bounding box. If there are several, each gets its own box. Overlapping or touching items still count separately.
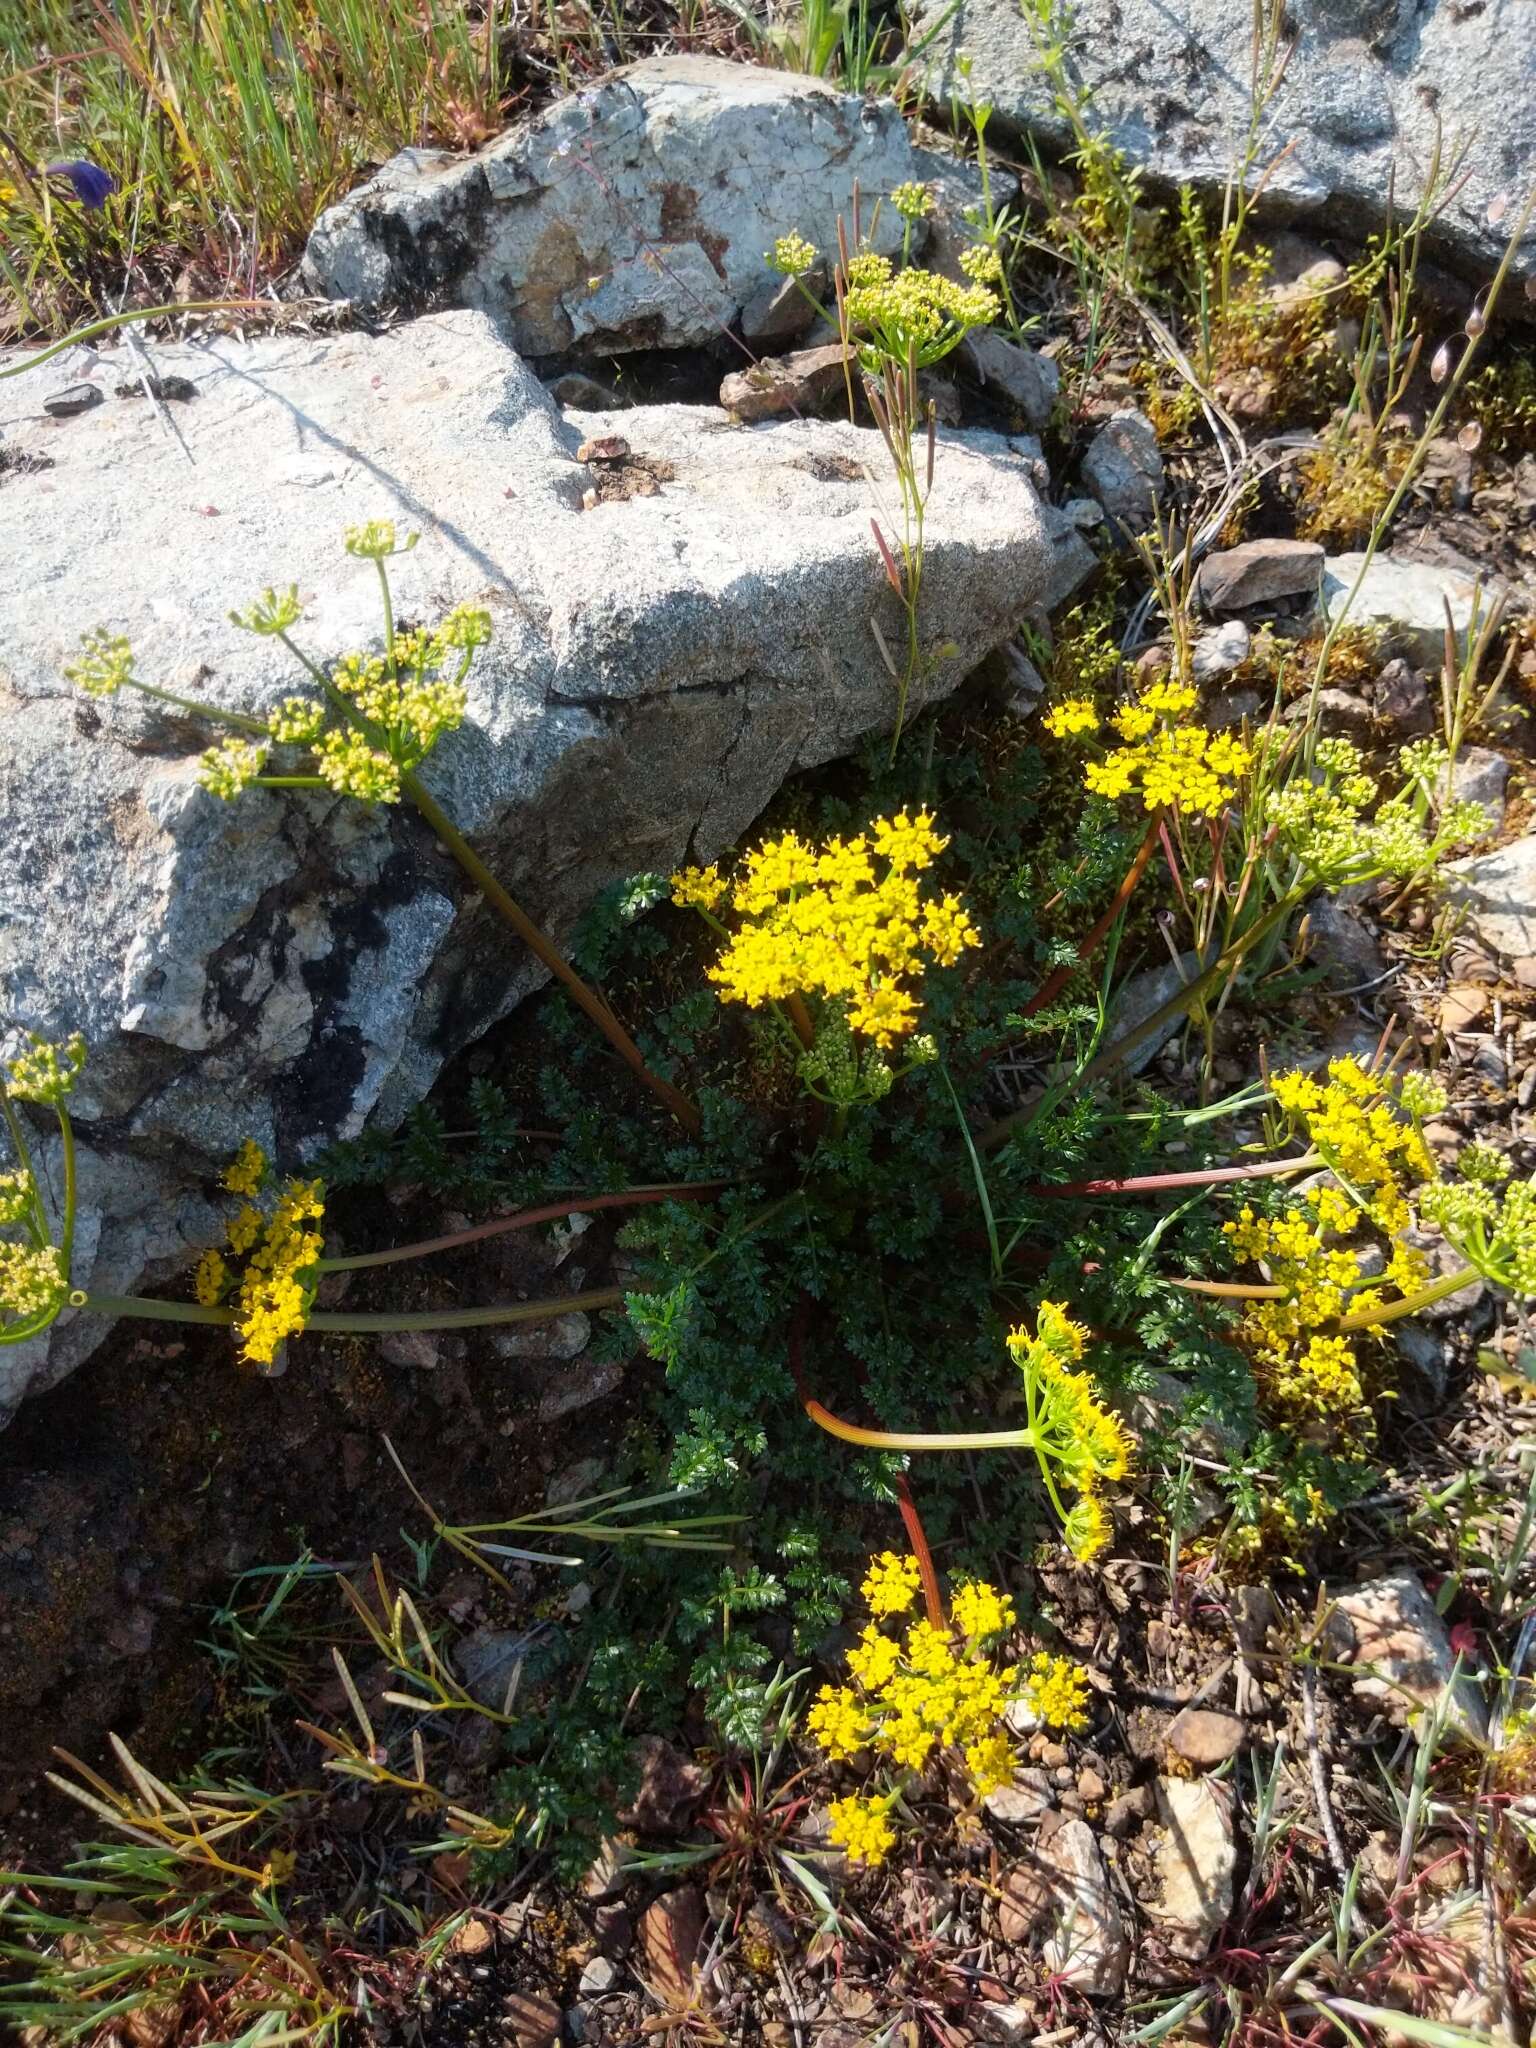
[968,812,1162,1076]
[320,1181,726,1273]
[785,993,816,1051]
[788,1294,947,1629]
[1019,811,1163,1021]
[1168,1276,1287,1300]
[1022,1152,1321,1199]
[894,1472,947,1630]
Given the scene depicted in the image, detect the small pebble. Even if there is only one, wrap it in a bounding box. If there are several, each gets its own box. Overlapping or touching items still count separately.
[44,382,103,419]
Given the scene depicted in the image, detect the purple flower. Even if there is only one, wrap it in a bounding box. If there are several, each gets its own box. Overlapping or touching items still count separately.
[46,159,116,210]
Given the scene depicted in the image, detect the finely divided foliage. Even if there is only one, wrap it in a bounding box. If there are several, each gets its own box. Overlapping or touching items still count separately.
[3,11,1536,2043]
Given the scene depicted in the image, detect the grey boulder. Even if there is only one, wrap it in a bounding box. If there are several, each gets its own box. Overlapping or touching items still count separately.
[303,56,919,355]
[0,307,1090,1415]
[910,0,1536,287]
[1319,551,1508,664]
[1080,407,1163,537]
[1448,834,1536,985]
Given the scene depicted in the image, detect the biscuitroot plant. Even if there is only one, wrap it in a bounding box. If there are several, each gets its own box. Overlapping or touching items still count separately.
[767,191,1002,753]
[1015,659,1493,1105]
[66,522,700,1135]
[1037,1046,1536,1557]
[805,1551,1091,1866]
[671,808,980,1123]
[0,1032,718,1368]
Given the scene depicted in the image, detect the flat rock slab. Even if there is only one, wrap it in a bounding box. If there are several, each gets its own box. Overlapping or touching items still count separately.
[0,307,1089,1416]
[1448,834,1536,987]
[1196,539,1323,612]
[1320,552,1508,665]
[1325,1570,1488,1742]
[304,56,918,356]
[1154,1776,1236,1957]
[910,0,1536,287]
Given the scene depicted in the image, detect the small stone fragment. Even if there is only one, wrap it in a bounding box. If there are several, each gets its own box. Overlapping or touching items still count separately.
[1080,406,1163,536]
[453,1625,535,1713]
[1166,1707,1246,1769]
[1302,897,1387,989]
[1196,538,1324,611]
[496,1311,591,1361]
[1039,1817,1129,1995]
[577,434,630,463]
[977,2001,1037,2044]
[1325,1569,1488,1741]
[549,371,624,409]
[115,374,197,402]
[504,1990,562,2048]
[1319,552,1505,665]
[579,1954,619,1997]
[1284,685,1373,738]
[1103,1782,1156,1838]
[378,1329,441,1369]
[637,1887,707,2007]
[740,266,823,343]
[1440,984,1489,1032]
[617,1734,709,1836]
[1448,835,1536,983]
[1395,1319,1448,1403]
[1191,618,1251,677]
[719,342,848,422]
[997,1860,1053,1944]
[1154,1776,1236,1955]
[959,326,1060,431]
[449,1916,495,1956]
[1372,656,1432,734]
[44,382,104,419]
[537,1355,622,1422]
[984,1768,1053,1824]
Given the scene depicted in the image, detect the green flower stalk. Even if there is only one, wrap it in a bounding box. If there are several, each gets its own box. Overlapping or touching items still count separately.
[799,1304,1133,1561]
[65,528,701,1136]
[0,1040,718,1366]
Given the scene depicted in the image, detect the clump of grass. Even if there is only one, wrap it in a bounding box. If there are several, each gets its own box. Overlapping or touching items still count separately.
[0,0,512,331]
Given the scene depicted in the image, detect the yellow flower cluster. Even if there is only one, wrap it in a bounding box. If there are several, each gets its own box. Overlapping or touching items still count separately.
[827,1794,897,1867]
[806,1555,1021,1827]
[6,1032,87,1106]
[1043,679,1252,819]
[767,231,818,279]
[235,1179,325,1368]
[64,628,136,699]
[1219,1063,1455,1459]
[1423,1168,1536,1298]
[1018,1652,1092,1733]
[1007,1303,1133,1561]
[671,813,980,1048]
[1271,1058,1437,1234]
[862,1550,922,1615]
[1264,737,1489,885]
[200,736,270,800]
[0,1037,86,1336]
[202,1144,325,1367]
[1224,1192,1378,1449]
[223,1139,268,1197]
[890,180,934,221]
[841,251,1000,372]
[0,1240,67,1325]
[958,242,1005,286]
